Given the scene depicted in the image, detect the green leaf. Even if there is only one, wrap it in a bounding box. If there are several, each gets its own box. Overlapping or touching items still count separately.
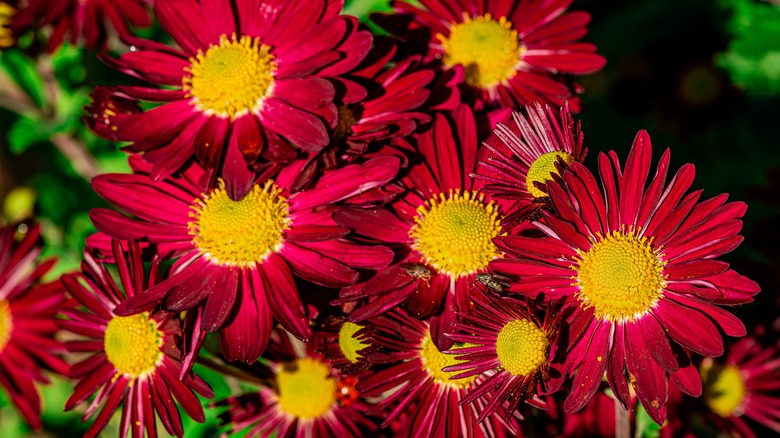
[717,0,780,97]
[635,403,662,438]
[0,48,45,108]
[7,116,55,154]
[50,44,87,88]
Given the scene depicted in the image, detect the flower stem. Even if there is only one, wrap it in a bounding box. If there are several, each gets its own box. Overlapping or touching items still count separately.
[615,402,631,438]
[195,355,268,387]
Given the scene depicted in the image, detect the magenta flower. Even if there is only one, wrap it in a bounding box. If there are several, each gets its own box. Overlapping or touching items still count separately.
[59,241,213,438]
[374,0,606,111]
[13,0,150,51]
[335,105,514,350]
[474,102,586,224]
[357,310,521,437]
[88,155,398,365]
[701,337,780,437]
[217,329,376,437]
[0,223,68,429]
[102,0,372,189]
[491,131,760,424]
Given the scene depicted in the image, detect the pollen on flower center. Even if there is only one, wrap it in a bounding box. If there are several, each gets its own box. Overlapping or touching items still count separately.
[338,322,367,364]
[420,334,476,388]
[183,33,277,119]
[103,313,163,378]
[495,319,548,376]
[439,13,521,89]
[0,300,13,353]
[526,151,575,198]
[189,179,290,268]
[410,190,503,278]
[575,229,666,322]
[702,362,746,418]
[276,358,337,419]
[0,2,14,48]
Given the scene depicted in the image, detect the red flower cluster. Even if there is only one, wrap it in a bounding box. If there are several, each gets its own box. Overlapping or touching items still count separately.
[3,1,773,437]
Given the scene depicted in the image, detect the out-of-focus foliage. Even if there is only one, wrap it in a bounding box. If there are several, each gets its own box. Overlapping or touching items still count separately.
[717,0,780,97]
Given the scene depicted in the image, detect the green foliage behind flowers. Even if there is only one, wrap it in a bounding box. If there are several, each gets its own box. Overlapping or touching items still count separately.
[717,0,780,97]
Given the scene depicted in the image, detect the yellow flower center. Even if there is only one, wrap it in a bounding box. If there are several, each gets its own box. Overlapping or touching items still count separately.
[526,151,576,198]
[575,230,666,322]
[420,334,477,388]
[276,357,337,420]
[0,2,14,49]
[183,34,276,119]
[702,362,746,418]
[495,319,548,376]
[103,313,163,378]
[338,322,367,364]
[0,300,13,353]
[189,180,290,268]
[410,190,503,278]
[439,14,521,89]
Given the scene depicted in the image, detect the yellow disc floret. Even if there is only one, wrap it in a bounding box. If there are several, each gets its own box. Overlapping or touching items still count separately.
[104,313,163,378]
[189,179,290,268]
[526,151,575,198]
[410,190,503,278]
[439,13,522,89]
[338,322,368,364]
[420,333,477,388]
[0,2,14,49]
[276,357,337,420]
[575,229,666,322]
[495,319,548,376]
[0,300,13,353]
[184,33,276,119]
[702,361,746,418]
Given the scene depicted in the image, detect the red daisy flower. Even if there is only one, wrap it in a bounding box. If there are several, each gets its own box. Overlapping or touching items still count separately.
[313,316,377,375]
[294,40,434,189]
[330,41,434,157]
[83,86,141,142]
[701,337,780,437]
[12,0,150,51]
[0,223,68,429]
[357,310,520,437]
[217,328,377,437]
[59,240,213,438]
[474,101,586,223]
[88,155,398,365]
[334,104,514,350]
[102,0,372,189]
[444,289,563,422]
[490,131,760,425]
[374,0,605,111]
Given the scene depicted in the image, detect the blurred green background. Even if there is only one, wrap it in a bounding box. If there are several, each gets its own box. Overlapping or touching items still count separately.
[0,0,778,436]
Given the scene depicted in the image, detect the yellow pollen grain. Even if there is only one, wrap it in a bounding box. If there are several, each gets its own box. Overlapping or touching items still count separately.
[495,319,548,376]
[103,313,163,378]
[419,333,477,388]
[701,361,746,418]
[183,33,276,119]
[0,2,14,49]
[189,179,290,268]
[338,322,368,364]
[276,357,337,420]
[574,229,666,322]
[0,300,12,353]
[410,190,503,278]
[526,151,575,198]
[439,13,522,89]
